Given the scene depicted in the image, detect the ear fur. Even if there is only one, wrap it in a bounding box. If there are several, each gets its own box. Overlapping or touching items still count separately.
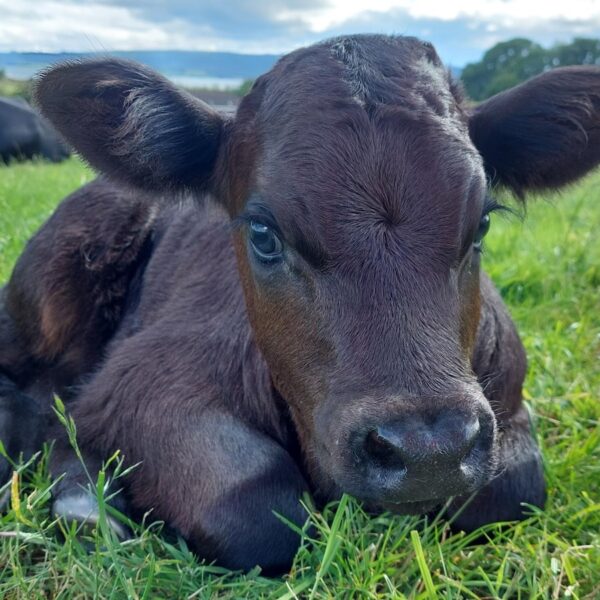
[34,58,224,191]
[469,66,600,196]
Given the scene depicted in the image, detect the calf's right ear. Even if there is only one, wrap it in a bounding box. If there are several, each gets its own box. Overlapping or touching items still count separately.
[34,58,224,192]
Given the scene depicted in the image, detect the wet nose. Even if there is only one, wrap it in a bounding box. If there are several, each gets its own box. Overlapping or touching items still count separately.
[360,410,491,501]
[366,412,480,467]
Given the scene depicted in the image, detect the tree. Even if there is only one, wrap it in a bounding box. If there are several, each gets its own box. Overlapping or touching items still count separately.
[461,38,546,100]
[551,38,600,67]
[461,37,600,101]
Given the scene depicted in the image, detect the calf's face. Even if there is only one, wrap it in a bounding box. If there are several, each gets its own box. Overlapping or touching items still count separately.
[34,35,600,511]
[226,38,496,509]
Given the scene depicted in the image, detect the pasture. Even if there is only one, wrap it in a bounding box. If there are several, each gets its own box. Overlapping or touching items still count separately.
[0,157,598,598]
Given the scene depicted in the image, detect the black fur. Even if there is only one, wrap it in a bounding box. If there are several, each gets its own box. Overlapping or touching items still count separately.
[34,59,223,192]
[469,66,600,195]
[0,373,43,489]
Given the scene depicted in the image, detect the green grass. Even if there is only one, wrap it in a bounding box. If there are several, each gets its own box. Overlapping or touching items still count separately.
[0,77,30,101]
[0,158,599,599]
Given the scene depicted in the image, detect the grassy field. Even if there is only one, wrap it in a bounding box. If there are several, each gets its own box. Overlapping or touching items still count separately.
[0,77,30,101]
[0,158,599,599]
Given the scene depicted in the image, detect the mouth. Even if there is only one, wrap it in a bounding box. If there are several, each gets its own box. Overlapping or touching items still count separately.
[352,468,493,517]
[377,499,445,515]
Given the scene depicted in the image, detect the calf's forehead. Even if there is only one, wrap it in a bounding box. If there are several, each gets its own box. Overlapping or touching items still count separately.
[232,35,485,249]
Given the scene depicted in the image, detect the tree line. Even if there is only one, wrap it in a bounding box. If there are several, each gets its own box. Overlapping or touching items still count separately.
[461,37,600,101]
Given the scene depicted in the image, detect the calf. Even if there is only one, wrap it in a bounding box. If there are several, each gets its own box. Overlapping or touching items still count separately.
[0,97,70,164]
[2,35,600,572]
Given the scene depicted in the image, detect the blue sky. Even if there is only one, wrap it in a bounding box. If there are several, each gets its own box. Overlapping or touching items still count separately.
[1,0,600,66]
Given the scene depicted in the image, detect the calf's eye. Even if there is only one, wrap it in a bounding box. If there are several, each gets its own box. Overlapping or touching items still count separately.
[473,213,491,251]
[249,221,283,262]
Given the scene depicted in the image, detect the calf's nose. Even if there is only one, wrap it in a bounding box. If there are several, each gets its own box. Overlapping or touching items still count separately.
[366,412,480,469]
[358,409,491,502]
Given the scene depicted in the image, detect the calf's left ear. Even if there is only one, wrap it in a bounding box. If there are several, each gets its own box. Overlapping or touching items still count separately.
[34,58,224,192]
[469,66,600,196]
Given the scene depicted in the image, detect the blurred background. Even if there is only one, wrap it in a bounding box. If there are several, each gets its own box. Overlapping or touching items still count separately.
[1,0,600,112]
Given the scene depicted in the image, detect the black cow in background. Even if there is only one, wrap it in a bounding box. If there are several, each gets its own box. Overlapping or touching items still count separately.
[0,97,70,164]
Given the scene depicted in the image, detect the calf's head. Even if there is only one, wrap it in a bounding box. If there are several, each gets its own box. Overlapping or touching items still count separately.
[35,35,600,512]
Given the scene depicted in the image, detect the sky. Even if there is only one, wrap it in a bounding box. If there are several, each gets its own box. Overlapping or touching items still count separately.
[1,0,600,66]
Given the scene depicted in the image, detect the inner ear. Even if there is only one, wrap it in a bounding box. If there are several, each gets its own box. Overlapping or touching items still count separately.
[34,58,225,192]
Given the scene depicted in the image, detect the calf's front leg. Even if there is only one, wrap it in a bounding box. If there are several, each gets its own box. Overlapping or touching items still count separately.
[62,329,310,574]
[0,374,43,492]
[49,438,131,540]
[52,403,308,572]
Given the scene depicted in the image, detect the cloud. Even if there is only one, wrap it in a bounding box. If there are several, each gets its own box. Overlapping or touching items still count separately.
[1,0,600,65]
[320,7,600,65]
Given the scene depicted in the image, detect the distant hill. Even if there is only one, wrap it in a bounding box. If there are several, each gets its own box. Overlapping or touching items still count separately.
[1,50,464,88]
[0,50,281,86]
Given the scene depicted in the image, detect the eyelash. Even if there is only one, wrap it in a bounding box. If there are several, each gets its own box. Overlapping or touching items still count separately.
[473,197,513,255]
[483,197,513,217]
[231,210,281,234]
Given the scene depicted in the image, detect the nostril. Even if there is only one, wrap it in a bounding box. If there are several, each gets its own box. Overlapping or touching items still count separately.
[459,416,487,479]
[463,417,481,453]
[364,427,406,469]
[440,415,482,466]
